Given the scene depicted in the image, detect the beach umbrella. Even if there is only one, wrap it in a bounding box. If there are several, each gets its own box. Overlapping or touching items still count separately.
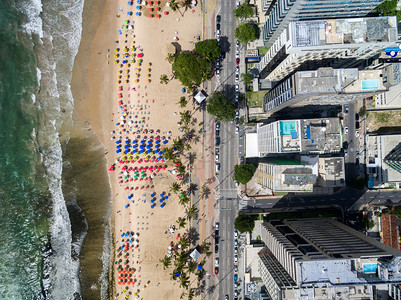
[155,14,160,18]
[155,6,160,11]
[148,7,153,11]
[159,199,163,203]
[136,5,141,9]
[135,12,141,16]
[151,205,155,209]
[124,20,129,24]
[147,79,151,83]
[151,199,155,203]
[128,1,133,5]
[127,11,132,15]
[125,204,129,208]
[148,14,153,18]
[164,11,168,15]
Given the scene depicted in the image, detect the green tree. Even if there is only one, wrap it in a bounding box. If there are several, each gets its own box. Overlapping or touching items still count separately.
[233,164,256,184]
[180,110,192,125]
[241,73,253,85]
[166,53,175,63]
[194,39,221,62]
[233,2,254,19]
[170,182,181,194]
[160,74,169,84]
[237,117,244,125]
[179,193,190,206]
[206,92,236,122]
[235,22,260,45]
[172,51,211,89]
[178,96,188,108]
[173,138,185,152]
[177,217,187,229]
[187,205,198,218]
[160,255,172,269]
[163,147,177,161]
[348,175,365,190]
[170,0,180,12]
[178,235,190,250]
[359,106,366,117]
[234,213,256,233]
[188,288,195,300]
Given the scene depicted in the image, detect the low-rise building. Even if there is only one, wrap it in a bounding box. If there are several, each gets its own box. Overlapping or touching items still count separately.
[379,214,399,250]
[257,118,341,156]
[366,134,401,189]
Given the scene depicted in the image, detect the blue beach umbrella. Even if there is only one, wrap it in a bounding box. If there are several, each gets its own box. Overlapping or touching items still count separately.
[140,149,144,153]
[151,205,155,209]
[163,140,168,144]
[132,150,137,153]
[147,140,152,144]
[128,195,132,199]
[146,150,151,154]
[125,145,129,149]
[141,140,145,144]
[151,199,155,203]
[197,265,202,270]
[146,145,151,149]
[129,234,132,238]
[121,246,124,249]
[129,240,132,243]
[161,204,165,208]
[165,196,169,200]
[160,193,164,197]
[125,233,129,237]
[136,5,141,9]
[127,11,132,15]
[125,204,129,208]
[116,150,121,153]
[125,140,130,144]
[137,0,141,3]
[159,199,163,203]
[155,140,160,144]
[155,145,160,149]
[140,145,145,149]
[128,1,133,5]
[116,140,121,144]
[121,234,124,237]
[135,12,141,16]
[124,150,129,154]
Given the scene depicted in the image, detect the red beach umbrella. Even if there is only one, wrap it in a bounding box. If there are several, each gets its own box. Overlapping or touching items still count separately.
[155,7,160,11]
[148,14,153,18]
[164,11,168,15]
[156,14,160,18]
[148,7,153,11]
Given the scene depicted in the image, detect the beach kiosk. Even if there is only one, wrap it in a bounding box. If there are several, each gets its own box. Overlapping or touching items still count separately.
[194,90,206,105]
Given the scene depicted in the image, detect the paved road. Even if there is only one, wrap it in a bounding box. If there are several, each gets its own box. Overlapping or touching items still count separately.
[343,103,360,181]
[214,1,239,299]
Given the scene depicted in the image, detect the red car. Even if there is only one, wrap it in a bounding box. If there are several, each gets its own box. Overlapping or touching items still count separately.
[215,267,219,275]
[236,58,239,65]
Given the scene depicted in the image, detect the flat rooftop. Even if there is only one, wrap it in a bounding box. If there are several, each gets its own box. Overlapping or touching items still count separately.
[290,16,398,48]
[300,118,341,153]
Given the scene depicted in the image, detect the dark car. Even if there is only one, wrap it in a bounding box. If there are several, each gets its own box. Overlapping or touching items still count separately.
[216,15,221,23]
[221,52,225,60]
[215,235,219,245]
[215,267,219,275]
[215,128,220,137]
[215,244,218,253]
[216,23,220,30]
[215,137,220,147]
[343,141,348,150]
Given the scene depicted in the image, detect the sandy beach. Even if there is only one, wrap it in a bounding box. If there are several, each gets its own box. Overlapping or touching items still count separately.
[72,0,206,298]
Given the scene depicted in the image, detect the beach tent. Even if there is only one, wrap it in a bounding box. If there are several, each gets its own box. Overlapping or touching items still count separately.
[189,248,201,261]
[194,90,207,104]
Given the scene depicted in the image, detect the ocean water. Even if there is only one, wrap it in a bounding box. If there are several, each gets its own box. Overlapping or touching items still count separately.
[0,0,111,299]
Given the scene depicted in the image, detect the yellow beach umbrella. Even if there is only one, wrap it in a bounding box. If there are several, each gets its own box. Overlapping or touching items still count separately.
[135,79,139,83]
[147,79,151,83]
[146,68,150,72]
[135,74,139,78]
[147,62,151,67]
[125,80,129,83]
[146,74,150,78]
[125,69,130,73]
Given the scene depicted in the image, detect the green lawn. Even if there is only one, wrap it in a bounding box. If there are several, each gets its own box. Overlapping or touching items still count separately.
[247,90,267,108]
[257,46,270,57]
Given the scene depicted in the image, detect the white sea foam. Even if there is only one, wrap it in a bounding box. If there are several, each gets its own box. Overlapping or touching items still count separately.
[18,0,85,298]
[17,0,44,38]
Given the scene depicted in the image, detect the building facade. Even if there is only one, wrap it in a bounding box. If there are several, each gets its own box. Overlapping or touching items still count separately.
[259,218,401,300]
[261,0,385,47]
[257,16,398,81]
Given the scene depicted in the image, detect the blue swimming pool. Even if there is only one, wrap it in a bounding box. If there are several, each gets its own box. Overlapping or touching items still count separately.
[361,79,379,90]
[363,263,377,273]
[280,121,296,135]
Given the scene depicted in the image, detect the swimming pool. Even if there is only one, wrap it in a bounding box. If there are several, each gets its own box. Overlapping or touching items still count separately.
[361,79,379,90]
[280,121,296,135]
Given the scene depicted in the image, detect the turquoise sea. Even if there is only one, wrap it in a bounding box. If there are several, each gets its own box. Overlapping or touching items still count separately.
[0,0,111,299]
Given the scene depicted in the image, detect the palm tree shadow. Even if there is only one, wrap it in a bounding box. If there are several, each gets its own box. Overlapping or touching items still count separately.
[186,226,199,245]
[187,182,198,195]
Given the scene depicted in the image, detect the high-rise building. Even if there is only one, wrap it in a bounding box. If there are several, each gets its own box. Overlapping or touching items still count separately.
[261,0,385,47]
[259,218,401,300]
[263,67,390,114]
[257,118,341,155]
[257,16,398,81]
[384,143,401,174]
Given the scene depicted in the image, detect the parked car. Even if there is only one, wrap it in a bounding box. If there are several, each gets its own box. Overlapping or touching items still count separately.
[234,230,238,239]
[234,240,238,247]
[225,296,229,300]
[215,163,220,174]
[234,265,238,273]
[216,30,220,38]
[215,267,219,274]
[235,110,239,118]
[234,255,238,263]
[235,66,239,74]
[215,128,220,137]
[235,50,239,58]
[215,137,220,147]
[235,94,239,102]
[234,274,238,282]
[235,85,239,92]
[216,23,220,30]
[236,40,240,47]
[216,69,220,76]
[215,244,218,253]
[356,151,360,159]
[235,74,239,82]
[344,126,348,134]
[215,154,219,162]
[215,222,219,231]
[236,58,239,65]
[355,130,359,137]
[216,121,220,130]
[216,15,221,23]
[344,104,349,113]
[215,258,219,267]
[344,149,348,157]
[234,247,238,255]
[235,126,239,134]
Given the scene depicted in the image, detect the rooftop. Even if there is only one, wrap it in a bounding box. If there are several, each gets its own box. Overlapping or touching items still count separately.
[290,17,398,49]
[300,118,341,153]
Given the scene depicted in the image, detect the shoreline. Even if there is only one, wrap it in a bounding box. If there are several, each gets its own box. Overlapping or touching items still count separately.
[71,0,205,298]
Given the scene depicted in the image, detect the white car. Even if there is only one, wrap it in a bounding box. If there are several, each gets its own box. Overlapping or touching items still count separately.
[355,130,359,137]
[235,50,239,58]
[216,69,220,76]
[215,154,219,162]
[235,84,239,92]
[234,231,238,239]
[215,257,219,267]
[344,150,348,157]
[235,66,239,75]
[215,163,220,174]
[236,40,240,47]
[234,255,238,263]
[216,30,220,38]
[235,126,239,134]
[234,265,238,273]
[234,247,238,255]
[344,126,348,134]
[234,240,238,247]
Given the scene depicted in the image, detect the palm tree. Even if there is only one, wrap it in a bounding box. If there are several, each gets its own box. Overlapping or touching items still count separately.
[176,163,186,175]
[170,0,179,11]
[163,147,176,161]
[187,205,198,218]
[160,74,169,84]
[173,139,185,152]
[181,0,192,12]
[170,182,181,194]
[180,110,192,125]
[179,193,190,206]
[166,53,175,63]
[188,288,195,300]
[178,96,187,108]
[176,217,187,229]
[160,255,172,270]
[179,272,190,289]
[178,235,190,250]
